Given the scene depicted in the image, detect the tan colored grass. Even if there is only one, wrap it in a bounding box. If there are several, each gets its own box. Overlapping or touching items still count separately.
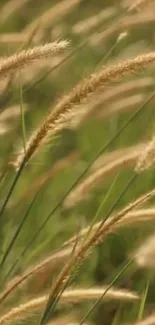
[72,7,116,35]
[63,145,144,208]
[0,0,33,23]
[96,94,144,119]
[0,33,27,45]
[37,206,155,277]
[91,143,146,171]
[35,190,155,316]
[0,41,69,79]
[70,78,153,128]
[0,287,138,324]
[135,134,155,172]
[0,124,12,136]
[65,207,155,249]
[13,50,155,170]
[2,202,155,306]
[127,312,155,325]
[24,0,81,41]
[0,105,28,123]
[134,232,155,267]
[13,55,65,85]
[71,94,144,129]
[46,315,79,325]
[127,0,155,11]
[89,11,155,47]
[91,189,155,250]
[40,188,155,314]
[0,247,72,305]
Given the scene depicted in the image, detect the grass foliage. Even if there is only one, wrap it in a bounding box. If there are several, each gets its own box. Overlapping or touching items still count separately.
[0,0,155,324]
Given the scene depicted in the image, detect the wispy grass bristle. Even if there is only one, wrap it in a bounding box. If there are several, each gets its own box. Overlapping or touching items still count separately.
[13,50,155,170]
[0,41,69,79]
[0,287,138,324]
[70,78,153,128]
[64,146,144,208]
[135,135,155,172]
[1,1,155,324]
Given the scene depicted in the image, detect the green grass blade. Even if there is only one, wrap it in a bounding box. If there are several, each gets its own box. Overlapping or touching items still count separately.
[40,174,136,324]
[0,161,25,219]
[138,277,150,321]
[4,91,152,268]
[40,226,83,325]
[0,187,41,270]
[111,305,122,325]
[78,259,134,325]
[85,172,120,240]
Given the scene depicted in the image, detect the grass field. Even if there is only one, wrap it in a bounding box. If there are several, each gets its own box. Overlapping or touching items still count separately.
[0,0,155,324]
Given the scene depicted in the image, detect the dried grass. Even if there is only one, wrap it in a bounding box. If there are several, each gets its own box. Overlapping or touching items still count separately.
[13,50,155,169]
[127,312,155,325]
[13,55,66,85]
[0,287,138,324]
[134,232,155,267]
[96,94,144,119]
[1,188,154,306]
[0,1,154,323]
[127,0,155,11]
[72,7,116,35]
[0,41,69,79]
[24,0,81,41]
[70,78,153,128]
[0,105,28,123]
[89,11,155,47]
[0,0,33,24]
[41,188,155,313]
[0,33,27,45]
[91,143,146,170]
[64,145,144,208]
[135,134,155,172]
[65,207,155,249]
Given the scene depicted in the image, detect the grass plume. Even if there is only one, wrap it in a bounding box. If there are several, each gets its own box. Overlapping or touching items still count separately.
[0,287,138,325]
[0,41,69,79]
[13,50,155,169]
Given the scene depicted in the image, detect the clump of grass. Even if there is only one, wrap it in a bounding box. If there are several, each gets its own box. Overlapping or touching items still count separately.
[1,1,155,325]
[13,51,155,169]
[0,287,139,325]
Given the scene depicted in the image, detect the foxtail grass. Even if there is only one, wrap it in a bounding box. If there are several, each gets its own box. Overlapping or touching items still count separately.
[0,41,69,79]
[13,51,155,169]
[0,287,138,325]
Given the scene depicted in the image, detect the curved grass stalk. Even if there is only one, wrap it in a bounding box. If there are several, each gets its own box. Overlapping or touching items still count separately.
[0,287,138,325]
[1,91,153,294]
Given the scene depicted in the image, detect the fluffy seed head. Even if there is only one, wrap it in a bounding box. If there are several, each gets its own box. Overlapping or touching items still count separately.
[13,50,155,170]
[135,135,155,173]
[0,40,69,79]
